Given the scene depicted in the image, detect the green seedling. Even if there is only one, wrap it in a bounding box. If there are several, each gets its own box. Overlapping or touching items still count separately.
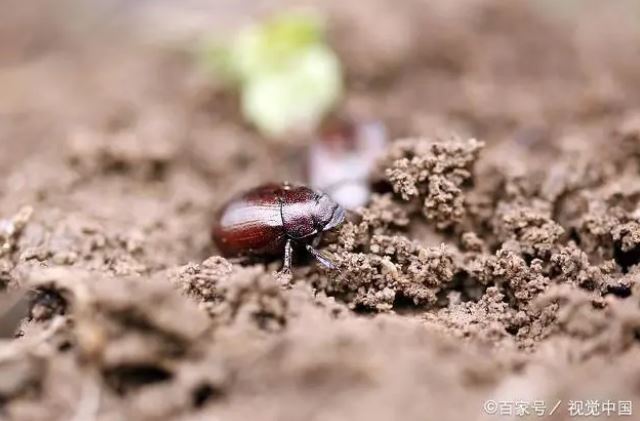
[201,12,343,137]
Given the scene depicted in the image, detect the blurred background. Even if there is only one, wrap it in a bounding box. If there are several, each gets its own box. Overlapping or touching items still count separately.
[2,0,640,194]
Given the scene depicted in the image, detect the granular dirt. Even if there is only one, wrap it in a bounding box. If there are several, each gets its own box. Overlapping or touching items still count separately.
[3,1,640,420]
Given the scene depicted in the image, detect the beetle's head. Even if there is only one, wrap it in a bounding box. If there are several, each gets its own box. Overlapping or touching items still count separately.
[314,193,346,232]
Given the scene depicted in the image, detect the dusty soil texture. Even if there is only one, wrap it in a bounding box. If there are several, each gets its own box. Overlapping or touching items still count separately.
[3,1,640,420]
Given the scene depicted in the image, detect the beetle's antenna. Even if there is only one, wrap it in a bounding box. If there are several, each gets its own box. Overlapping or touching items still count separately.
[305,244,339,271]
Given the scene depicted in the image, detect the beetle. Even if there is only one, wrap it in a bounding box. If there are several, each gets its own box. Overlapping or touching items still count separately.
[212,183,345,271]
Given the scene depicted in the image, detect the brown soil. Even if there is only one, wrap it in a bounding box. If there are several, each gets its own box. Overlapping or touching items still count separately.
[3,1,640,420]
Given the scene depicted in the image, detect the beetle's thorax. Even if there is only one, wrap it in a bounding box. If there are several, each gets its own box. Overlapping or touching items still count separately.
[279,187,341,240]
[280,190,320,240]
[281,206,316,239]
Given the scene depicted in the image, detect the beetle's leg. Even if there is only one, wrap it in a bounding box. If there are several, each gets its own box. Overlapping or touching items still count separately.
[305,244,338,271]
[282,239,293,273]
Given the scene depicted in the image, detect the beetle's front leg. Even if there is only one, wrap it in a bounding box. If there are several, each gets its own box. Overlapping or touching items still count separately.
[282,239,293,273]
[305,244,338,271]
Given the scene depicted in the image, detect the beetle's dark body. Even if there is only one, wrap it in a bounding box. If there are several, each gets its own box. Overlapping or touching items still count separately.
[212,183,345,270]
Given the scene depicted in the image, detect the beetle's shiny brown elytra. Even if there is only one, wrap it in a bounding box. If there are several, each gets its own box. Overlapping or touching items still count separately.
[212,183,345,271]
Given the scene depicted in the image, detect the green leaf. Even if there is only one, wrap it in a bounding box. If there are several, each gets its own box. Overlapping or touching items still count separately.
[199,11,343,136]
[241,45,342,136]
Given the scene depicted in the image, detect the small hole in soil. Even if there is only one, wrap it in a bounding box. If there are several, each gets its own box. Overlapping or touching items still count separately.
[605,284,632,298]
[192,383,223,408]
[500,288,518,308]
[393,292,420,311]
[568,228,581,246]
[505,325,519,336]
[441,272,486,303]
[522,254,535,266]
[580,279,598,291]
[370,179,394,195]
[613,243,640,273]
[103,364,173,394]
[149,160,168,180]
[252,311,285,330]
[29,288,67,321]
[352,303,377,315]
[58,341,72,352]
